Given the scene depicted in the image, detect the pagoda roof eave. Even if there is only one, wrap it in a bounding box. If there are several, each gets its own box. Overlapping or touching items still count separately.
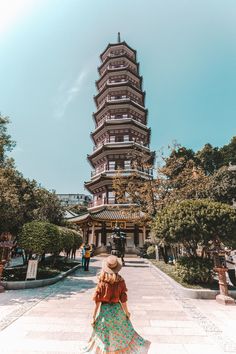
[100,41,137,61]
[91,119,150,139]
[87,142,151,162]
[98,53,137,72]
[96,68,142,88]
[94,99,147,117]
[85,174,113,189]
[94,81,144,102]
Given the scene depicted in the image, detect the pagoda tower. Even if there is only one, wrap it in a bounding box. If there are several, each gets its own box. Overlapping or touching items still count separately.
[72,35,154,252]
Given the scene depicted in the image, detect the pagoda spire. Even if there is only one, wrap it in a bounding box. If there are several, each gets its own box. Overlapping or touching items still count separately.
[117,32,121,43]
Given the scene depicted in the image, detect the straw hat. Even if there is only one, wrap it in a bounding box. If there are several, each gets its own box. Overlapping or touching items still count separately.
[102,255,122,274]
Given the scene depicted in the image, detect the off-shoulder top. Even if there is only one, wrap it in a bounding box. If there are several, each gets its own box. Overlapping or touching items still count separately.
[93,279,128,304]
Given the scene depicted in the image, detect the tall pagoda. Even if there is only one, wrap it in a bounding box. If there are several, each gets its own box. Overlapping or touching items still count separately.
[72,34,154,253]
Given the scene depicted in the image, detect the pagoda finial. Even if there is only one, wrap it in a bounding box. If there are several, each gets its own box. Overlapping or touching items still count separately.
[117,32,121,43]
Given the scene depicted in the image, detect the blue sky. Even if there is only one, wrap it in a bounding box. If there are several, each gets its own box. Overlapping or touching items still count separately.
[0,0,236,193]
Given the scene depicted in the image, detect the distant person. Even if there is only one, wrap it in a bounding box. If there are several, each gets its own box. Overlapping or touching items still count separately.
[84,244,91,271]
[81,244,86,268]
[226,250,236,286]
[107,241,112,254]
[80,255,150,353]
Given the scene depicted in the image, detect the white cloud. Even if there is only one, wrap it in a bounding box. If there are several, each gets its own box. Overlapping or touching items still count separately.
[53,70,88,120]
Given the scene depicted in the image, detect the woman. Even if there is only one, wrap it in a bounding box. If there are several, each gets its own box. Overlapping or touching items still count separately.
[81,255,150,353]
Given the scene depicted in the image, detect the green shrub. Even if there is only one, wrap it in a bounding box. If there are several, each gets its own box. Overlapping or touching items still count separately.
[175,256,213,284]
[147,245,156,259]
[19,221,61,256]
[59,227,82,254]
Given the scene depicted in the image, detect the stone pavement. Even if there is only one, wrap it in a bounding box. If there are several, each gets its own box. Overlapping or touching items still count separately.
[0,257,236,354]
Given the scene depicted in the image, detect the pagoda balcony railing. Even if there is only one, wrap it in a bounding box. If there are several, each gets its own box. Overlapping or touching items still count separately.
[88,198,116,208]
[100,64,137,77]
[93,139,149,152]
[97,96,143,110]
[98,79,128,94]
[91,167,153,179]
[96,115,133,127]
[99,79,139,92]
[102,49,135,61]
[96,115,146,129]
[100,64,128,76]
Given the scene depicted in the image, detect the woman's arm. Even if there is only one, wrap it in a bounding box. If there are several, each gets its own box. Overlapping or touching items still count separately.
[91,302,101,326]
[121,301,130,319]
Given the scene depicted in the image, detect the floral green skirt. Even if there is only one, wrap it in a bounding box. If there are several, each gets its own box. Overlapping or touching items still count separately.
[81,303,150,353]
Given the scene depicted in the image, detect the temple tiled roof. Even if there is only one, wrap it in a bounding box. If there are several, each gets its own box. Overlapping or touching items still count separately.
[91,208,141,220]
[68,207,145,223]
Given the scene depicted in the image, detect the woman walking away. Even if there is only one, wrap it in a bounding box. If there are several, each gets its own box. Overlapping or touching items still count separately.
[81,255,150,353]
[84,243,91,271]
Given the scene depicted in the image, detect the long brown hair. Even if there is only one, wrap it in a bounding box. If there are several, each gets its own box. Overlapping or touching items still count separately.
[98,271,123,285]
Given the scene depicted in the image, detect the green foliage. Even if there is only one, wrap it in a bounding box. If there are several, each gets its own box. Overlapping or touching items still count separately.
[206,166,236,204]
[152,199,236,255]
[163,147,196,178]
[0,114,16,166]
[32,187,64,225]
[59,227,75,252]
[19,221,61,255]
[0,166,64,234]
[146,245,156,259]
[73,230,83,249]
[175,256,213,284]
[220,136,236,166]
[59,227,82,253]
[196,143,223,175]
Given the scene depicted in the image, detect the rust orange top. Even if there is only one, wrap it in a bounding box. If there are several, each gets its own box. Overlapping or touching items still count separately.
[93,279,128,304]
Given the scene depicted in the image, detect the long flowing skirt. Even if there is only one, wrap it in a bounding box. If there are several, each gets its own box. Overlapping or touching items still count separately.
[81,303,150,353]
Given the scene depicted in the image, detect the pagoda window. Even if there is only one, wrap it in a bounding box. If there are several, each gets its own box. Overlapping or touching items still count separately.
[116,135,123,142]
[124,161,131,170]
[109,161,115,170]
[109,136,115,143]
[124,135,129,142]
[108,191,115,204]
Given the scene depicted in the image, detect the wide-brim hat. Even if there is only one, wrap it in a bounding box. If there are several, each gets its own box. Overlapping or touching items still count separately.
[102,255,122,274]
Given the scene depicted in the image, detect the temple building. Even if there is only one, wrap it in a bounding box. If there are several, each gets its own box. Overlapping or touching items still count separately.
[70,34,154,253]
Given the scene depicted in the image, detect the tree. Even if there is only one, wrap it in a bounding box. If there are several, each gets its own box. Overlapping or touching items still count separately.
[0,166,30,235]
[31,187,64,225]
[195,143,223,175]
[113,146,209,220]
[113,148,157,219]
[220,136,236,166]
[206,166,236,204]
[19,221,61,259]
[0,114,15,166]
[59,227,82,257]
[0,165,64,235]
[162,147,196,179]
[159,159,209,204]
[152,199,236,256]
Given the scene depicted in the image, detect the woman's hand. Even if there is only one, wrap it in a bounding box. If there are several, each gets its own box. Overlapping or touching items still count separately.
[126,312,131,319]
[91,318,96,327]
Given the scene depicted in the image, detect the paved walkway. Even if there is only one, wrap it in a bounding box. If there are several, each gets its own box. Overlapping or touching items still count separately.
[0,257,236,354]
